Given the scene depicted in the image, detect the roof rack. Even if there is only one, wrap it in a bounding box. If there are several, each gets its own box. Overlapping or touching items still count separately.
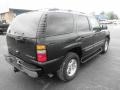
[79,12,85,14]
[37,8,86,15]
[48,8,60,11]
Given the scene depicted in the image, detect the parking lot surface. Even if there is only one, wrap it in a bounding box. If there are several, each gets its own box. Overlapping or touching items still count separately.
[0,25,120,90]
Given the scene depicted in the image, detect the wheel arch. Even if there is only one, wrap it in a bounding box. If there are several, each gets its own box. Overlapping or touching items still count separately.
[67,46,83,60]
[106,35,110,42]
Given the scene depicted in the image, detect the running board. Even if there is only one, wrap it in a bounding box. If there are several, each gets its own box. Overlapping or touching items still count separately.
[81,48,102,63]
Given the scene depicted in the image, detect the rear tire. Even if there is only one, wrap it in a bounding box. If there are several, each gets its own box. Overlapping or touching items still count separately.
[101,38,109,54]
[57,52,80,82]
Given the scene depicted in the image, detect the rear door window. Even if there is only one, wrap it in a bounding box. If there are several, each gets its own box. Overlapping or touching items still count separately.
[46,12,74,36]
[76,15,90,32]
[7,12,42,38]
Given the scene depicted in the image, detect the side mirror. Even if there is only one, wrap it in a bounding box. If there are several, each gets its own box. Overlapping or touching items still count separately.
[100,24,108,30]
[93,26,101,32]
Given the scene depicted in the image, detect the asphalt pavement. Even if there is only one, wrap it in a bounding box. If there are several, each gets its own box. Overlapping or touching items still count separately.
[0,25,120,90]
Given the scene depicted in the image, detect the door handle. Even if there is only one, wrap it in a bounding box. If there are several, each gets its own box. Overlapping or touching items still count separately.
[81,37,84,39]
[75,37,84,41]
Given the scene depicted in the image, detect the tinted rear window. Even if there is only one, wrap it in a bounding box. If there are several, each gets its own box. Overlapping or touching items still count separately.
[7,12,43,38]
[46,12,74,36]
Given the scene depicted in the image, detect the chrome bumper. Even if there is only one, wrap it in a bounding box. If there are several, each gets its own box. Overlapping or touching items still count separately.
[4,54,42,78]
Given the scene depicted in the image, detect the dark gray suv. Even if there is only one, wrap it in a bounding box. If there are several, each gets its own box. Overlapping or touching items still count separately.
[5,9,110,81]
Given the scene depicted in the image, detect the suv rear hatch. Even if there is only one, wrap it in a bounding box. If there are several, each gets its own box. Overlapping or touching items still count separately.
[6,11,43,62]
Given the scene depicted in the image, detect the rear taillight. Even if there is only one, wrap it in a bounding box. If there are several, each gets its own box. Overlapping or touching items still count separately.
[36,45,47,63]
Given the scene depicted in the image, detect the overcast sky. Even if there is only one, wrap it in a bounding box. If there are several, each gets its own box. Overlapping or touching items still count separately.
[0,0,120,16]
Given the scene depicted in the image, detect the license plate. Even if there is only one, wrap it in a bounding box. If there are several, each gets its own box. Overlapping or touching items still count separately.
[6,56,23,70]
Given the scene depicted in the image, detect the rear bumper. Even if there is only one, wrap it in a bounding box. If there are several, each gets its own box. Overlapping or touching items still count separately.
[5,54,42,71]
[5,53,64,73]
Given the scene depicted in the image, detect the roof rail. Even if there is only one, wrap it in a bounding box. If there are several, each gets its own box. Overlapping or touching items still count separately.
[79,12,85,14]
[67,9,73,12]
[48,8,60,11]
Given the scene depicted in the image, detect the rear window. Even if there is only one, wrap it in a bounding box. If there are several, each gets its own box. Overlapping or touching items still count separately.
[46,12,74,36]
[7,12,43,38]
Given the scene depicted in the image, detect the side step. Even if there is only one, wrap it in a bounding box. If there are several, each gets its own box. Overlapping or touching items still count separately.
[81,48,102,63]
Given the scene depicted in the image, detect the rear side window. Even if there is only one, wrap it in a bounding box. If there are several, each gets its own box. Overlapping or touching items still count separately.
[76,15,90,32]
[46,12,74,36]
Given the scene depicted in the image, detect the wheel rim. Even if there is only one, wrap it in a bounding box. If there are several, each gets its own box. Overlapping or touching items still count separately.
[67,59,77,77]
[104,40,108,52]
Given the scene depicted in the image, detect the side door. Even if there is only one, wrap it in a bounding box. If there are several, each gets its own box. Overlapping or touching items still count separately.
[45,12,77,60]
[88,16,106,50]
[75,15,95,60]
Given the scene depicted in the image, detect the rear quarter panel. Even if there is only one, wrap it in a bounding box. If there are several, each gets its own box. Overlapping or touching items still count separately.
[44,33,79,60]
